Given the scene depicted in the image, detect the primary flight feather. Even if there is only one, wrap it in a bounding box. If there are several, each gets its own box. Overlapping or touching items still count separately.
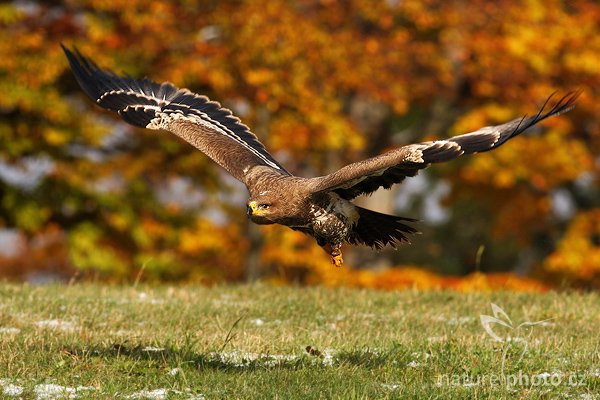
[63,45,579,266]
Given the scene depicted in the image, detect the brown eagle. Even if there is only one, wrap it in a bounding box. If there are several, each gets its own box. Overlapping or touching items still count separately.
[63,46,579,266]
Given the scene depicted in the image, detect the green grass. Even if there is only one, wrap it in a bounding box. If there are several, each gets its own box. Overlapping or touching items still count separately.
[0,283,598,399]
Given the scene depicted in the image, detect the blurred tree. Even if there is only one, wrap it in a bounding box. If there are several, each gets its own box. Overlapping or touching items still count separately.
[0,0,597,286]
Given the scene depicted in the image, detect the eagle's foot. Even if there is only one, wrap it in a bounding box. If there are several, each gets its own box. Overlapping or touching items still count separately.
[331,252,344,267]
[322,243,344,267]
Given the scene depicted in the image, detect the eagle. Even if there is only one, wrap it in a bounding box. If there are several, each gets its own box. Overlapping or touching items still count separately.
[63,46,579,266]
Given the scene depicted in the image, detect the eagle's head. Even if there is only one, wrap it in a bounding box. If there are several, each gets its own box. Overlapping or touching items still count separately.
[246,197,278,225]
[246,178,310,226]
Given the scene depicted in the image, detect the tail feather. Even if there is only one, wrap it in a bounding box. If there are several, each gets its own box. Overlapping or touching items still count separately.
[348,207,419,249]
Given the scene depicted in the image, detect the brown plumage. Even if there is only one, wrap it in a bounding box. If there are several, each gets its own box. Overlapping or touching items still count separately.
[63,45,579,266]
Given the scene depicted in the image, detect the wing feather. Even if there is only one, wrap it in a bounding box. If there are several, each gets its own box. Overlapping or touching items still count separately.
[309,91,580,199]
[63,45,289,183]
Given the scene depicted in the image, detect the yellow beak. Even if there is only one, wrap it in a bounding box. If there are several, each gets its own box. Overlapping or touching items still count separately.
[247,201,265,216]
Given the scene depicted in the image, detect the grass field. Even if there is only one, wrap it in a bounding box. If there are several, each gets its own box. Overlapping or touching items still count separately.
[0,283,598,399]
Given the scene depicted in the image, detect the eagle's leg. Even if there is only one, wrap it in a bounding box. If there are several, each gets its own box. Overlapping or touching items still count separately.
[331,249,344,267]
[321,243,344,267]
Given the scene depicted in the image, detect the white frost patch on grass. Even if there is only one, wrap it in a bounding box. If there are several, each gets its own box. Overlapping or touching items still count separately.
[264,353,300,366]
[587,369,600,377]
[33,384,94,399]
[321,349,336,367]
[35,319,76,331]
[4,383,24,396]
[0,327,20,334]
[206,349,343,369]
[304,347,339,366]
[209,351,299,367]
[142,346,165,352]
[128,388,169,399]
[564,395,597,400]
[0,379,24,397]
[128,388,204,399]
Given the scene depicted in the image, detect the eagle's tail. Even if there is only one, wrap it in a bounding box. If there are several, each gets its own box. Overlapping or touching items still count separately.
[348,207,419,249]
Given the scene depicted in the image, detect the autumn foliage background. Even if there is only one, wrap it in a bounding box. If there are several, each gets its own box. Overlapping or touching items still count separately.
[0,0,598,291]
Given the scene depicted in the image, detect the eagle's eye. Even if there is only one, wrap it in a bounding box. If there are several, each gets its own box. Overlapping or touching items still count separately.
[258,203,270,210]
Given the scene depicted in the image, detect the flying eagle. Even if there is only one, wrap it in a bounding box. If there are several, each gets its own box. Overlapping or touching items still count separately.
[63,46,579,266]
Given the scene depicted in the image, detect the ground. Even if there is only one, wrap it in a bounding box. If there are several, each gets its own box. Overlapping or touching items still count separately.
[0,283,598,399]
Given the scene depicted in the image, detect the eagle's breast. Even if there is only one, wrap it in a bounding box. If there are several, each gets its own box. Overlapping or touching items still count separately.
[307,193,359,244]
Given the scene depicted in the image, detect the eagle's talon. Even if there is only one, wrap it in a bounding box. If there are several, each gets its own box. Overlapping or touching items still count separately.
[322,243,343,267]
[331,253,344,267]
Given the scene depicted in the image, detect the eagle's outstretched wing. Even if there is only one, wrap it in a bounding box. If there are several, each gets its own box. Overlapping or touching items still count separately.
[62,46,290,183]
[309,91,579,200]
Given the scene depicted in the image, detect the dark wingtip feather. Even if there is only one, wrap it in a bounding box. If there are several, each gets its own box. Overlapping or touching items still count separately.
[508,90,581,140]
[62,44,102,101]
[62,45,290,172]
[62,45,167,127]
[468,90,581,155]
